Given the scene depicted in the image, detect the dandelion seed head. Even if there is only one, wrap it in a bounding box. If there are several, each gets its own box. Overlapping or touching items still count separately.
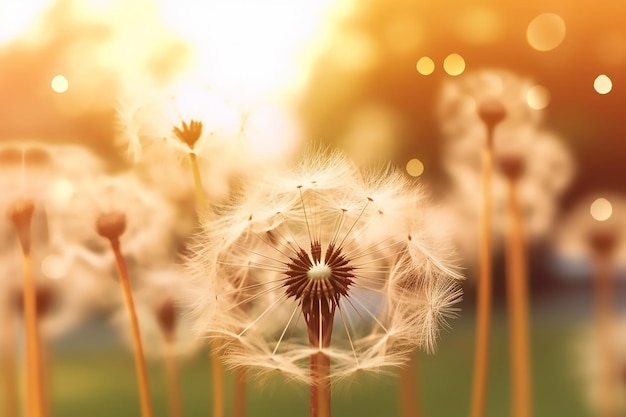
[553,193,626,275]
[437,68,542,144]
[186,151,462,383]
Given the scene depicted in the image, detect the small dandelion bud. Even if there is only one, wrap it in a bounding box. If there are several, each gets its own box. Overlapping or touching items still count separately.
[8,198,35,254]
[496,153,525,181]
[13,285,56,319]
[172,120,204,150]
[478,99,507,146]
[587,229,617,258]
[95,211,127,242]
[155,299,177,341]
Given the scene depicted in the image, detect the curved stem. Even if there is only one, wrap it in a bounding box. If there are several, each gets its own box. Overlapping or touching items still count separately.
[469,144,493,417]
[210,341,225,417]
[398,353,421,417]
[1,306,18,417]
[233,367,247,417]
[505,178,532,417]
[21,252,44,417]
[188,153,207,217]
[310,352,331,417]
[109,239,154,417]
[164,335,184,417]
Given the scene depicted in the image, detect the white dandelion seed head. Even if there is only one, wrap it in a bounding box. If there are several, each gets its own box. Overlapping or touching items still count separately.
[51,171,178,278]
[111,267,201,359]
[553,193,626,277]
[437,68,542,141]
[439,124,574,271]
[186,151,462,383]
[0,245,107,339]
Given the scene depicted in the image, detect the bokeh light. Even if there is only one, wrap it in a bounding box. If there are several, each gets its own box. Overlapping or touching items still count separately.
[51,74,69,93]
[416,56,435,75]
[443,53,465,76]
[526,85,551,110]
[526,13,566,52]
[593,74,612,94]
[406,158,425,177]
[590,197,613,221]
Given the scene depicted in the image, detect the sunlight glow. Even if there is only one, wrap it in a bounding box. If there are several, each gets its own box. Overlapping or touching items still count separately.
[416,57,435,75]
[590,198,612,222]
[443,54,465,76]
[0,0,54,45]
[594,74,612,94]
[156,0,338,99]
[527,13,566,51]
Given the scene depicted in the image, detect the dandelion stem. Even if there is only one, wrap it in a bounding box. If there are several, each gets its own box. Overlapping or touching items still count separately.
[9,199,44,417]
[188,152,207,217]
[210,342,225,417]
[233,367,247,417]
[1,306,18,417]
[186,151,226,417]
[504,177,532,417]
[398,353,422,417]
[469,144,493,417]
[310,351,331,417]
[108,238,154,417]
[164,334,184,417]
[593,252,617,417]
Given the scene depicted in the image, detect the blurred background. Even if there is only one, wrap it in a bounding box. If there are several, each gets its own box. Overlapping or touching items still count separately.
[1,0,625,416]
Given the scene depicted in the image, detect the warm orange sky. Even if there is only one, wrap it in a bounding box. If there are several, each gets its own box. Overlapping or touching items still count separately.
[0,0,625,208]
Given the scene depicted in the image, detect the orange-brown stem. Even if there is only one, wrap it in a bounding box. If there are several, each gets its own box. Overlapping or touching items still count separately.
[469,144,494,417]
[593,254,617,417]
[210,342,225,417]
[310,352,331,417]
[398,353,422,417]
[1,306,18,417]
[164,334,184,417]
[233,367,247,417]
[10,198,43,417]
[188,152,207,218]
[109,238,154,417]
[505,178,532,417]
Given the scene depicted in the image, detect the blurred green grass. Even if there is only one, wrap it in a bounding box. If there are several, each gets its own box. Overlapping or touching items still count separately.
[33,308,590,417]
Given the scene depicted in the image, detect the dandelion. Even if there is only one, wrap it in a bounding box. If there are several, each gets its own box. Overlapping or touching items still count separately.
[53,171,178,417]
[555,194,626,417]
[117,78,245,212]
[186,151,462,417]
[437,69,573,417]
[0,141,104,417]
[436,68,542,141]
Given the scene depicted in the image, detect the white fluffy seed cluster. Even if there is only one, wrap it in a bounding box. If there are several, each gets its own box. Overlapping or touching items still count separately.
[186,151,462,383]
